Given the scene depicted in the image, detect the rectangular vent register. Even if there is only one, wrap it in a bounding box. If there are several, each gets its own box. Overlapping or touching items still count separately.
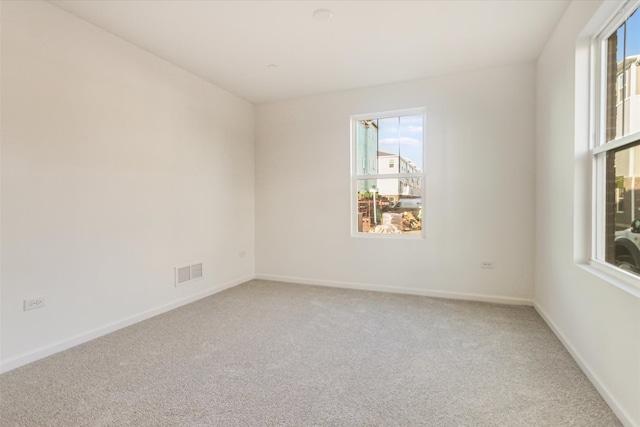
[175,262,203,286]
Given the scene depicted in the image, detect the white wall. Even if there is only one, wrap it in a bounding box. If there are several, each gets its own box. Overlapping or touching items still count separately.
[535,1,640,426]
[255,63,536,304]
[0,1,255,371]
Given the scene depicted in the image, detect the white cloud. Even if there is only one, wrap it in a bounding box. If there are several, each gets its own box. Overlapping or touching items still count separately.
[401,115,423,124]
[379,126,399,135]
[379,137,421,146]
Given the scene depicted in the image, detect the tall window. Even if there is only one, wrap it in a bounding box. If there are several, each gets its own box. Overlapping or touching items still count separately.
[593,3,640,275]
[351,109,425,237]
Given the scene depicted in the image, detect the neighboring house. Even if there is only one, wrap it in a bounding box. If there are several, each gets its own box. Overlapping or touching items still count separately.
[355,119,378,195]
[611,55,640,228]
[376,151,422,202]
[615,54,640,138]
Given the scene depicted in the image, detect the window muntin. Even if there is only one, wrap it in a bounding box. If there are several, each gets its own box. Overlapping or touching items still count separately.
[351,110,425,237]
[594,3,640,277]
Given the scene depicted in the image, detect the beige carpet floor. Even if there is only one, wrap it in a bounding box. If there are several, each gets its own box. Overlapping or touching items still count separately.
[0,280,621,426]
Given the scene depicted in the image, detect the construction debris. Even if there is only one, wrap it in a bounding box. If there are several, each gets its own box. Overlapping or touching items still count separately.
[373,213,402,234]
[402,212,421,231]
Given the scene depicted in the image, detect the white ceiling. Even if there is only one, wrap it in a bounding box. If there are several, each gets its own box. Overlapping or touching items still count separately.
[50,0,570,104]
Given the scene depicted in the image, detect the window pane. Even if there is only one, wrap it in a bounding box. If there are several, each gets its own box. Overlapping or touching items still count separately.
[625,9,639,136]
[398,115,423,172]
[356,178,422,234]
[378,117,400,173]
[606,9,640,142]
[606,141,640,274]
[377,115,423,175]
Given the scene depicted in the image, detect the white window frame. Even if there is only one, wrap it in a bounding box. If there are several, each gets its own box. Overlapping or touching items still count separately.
[589,0,640,295]
[350,108,426,239]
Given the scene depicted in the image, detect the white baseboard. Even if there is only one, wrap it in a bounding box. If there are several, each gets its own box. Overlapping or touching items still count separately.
[534,303,637,427]
[255,274,533,306]
[0,275,254,374]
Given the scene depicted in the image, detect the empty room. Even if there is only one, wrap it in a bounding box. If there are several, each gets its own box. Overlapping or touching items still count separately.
[1,0,639,426]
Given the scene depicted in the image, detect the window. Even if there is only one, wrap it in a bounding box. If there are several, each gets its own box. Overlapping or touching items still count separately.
[351,109,425,236]
[592,2,640,276]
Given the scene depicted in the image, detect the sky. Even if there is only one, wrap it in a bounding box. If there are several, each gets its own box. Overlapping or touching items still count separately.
[377,115,423,171]
[617,8,640,61]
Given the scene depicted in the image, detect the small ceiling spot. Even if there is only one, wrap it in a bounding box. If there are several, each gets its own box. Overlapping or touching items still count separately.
[267,64,278,69]
[312,9,333,21]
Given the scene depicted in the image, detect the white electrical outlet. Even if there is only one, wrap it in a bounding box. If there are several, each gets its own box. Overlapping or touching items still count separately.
[24,296,46,311]
[480,261,494,269]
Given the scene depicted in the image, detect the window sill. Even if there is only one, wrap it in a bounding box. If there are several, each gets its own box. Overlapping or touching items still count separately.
[580,260,640,298]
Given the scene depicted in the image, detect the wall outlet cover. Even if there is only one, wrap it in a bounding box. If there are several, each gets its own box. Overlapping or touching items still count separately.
[24,297,46,311]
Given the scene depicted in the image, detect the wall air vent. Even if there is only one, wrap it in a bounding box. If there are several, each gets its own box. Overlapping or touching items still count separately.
[175,263,203,287]
[190,263,203,280]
